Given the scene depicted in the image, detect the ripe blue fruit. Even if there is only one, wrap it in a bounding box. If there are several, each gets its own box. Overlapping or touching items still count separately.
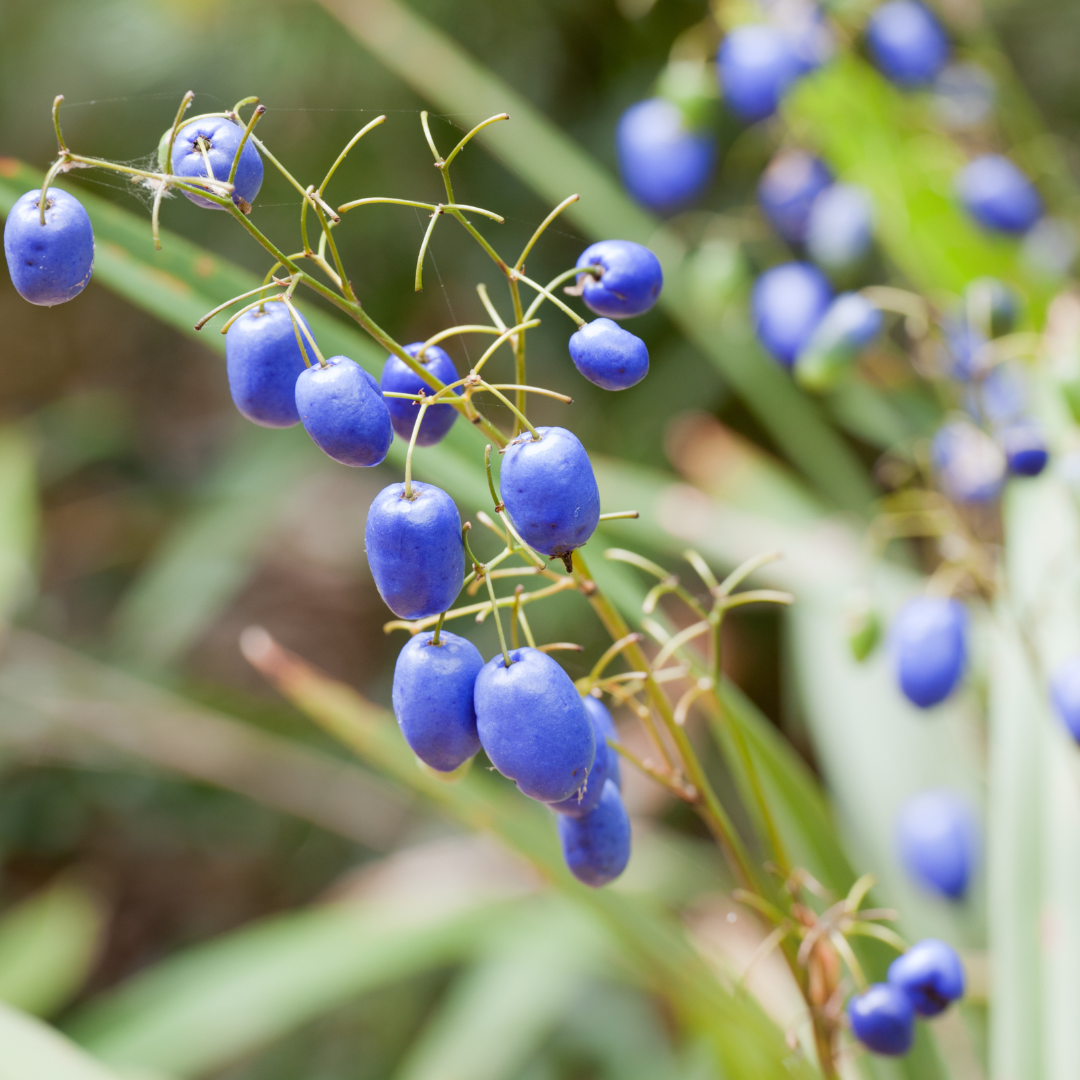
[957,155,1042,235]
[500,426,601,566]
[896,788,978,900]
[1049,655,1080,742]
[380,342,461,446]
[365,481,465,620]
[891,596,967,709]
[575,240,663,319]
[888,939,965,1017]
[757,150,833,245]
[806,183,874,271]
[847,984,915,1056]
[585,695,621,789]
[568,319,649,391]
[474,647,595,803]
[932,420,1006,503]
[170,117,264,210]
[716,25,801,124]
[865,0,950,87]
[794,292,883,391]
[391,630,483,772]
[999,423,1048,477]
[751,262,832,367]
[548,697,613,817]
[616,98,717,214]
[224,303,311,428]
[557,779,632,887]
[4,187,94,306]
[944,319,988,380]
[295,356,393,467]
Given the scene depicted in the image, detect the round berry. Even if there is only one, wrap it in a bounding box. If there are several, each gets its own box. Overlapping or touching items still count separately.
[932,420,1006,503]
[500,426,601,564]
[557,779,631,887]
[806,183,874,271]
[568,319,649,391]
[964,363,1025,427]
[847,984,915,1056]
[891,596,967,709]
[295,356,393,467]
[365,481,465,620]
[751,262,832,367]
[4,187,94,306]
[888,939,965,1017]
[585,695,621,789]
[616,98,717,214]
[224,303,311,428]
[1049,655,1080,742]
[548,697,613,817]
[170,117,263,211]
[1000,422,1049,477]
[716,25,801,124]
[957,155,1042,235]
[474,647,595,803]
[795,292,882,391]
[575,240,663,320]
[896,788,979,900]
[865,1,950,88]
[944,319,988,381]
[757,150,833,246]
[381,342,461,447]
[391,630,483,772]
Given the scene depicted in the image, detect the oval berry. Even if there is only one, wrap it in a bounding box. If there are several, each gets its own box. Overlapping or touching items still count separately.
[585,695,621,790]
[568,318,649,391]
[896,788,979,900]
[865,0,950,88]
[171,117,263,210]
[957,155,1042,235]
[616,98,717,214]
[391,629,483,772]
[381,342,461,447]
[548,698,613,817]
[847,984,915,1056]
[751,262,832,367]
[296,356,393,467]
[891,596,967,709]
[4,187,94,306]
[716,25,801,124]
[932,420,1006,504]
[806,183,874,272]
[575,240,663,320]
[794,292,882,391]
[999,422,1048,477]
[888,938,965,1017]
[500,426,601,564]
[365,481,465,620]
[474,647,595,803]
[557,780,631,887]
[757,149,833,246]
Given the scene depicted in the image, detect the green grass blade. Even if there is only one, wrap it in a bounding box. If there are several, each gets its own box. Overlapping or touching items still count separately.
[0,1002,124,1080]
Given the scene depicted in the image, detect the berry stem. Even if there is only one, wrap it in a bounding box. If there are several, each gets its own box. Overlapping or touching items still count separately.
[195,283,283,331]
[475,381,538,439]
[430,611,446,647]
[51,94,67,154]
[402,400,431,500]
[228,101,265,188]
[470,320,540,376]
[476,284,508,332]
[522,265,598,321]
[514,193,579,271]
[319,115,387,197]
[511,269,587,328]
[414,207,442,292]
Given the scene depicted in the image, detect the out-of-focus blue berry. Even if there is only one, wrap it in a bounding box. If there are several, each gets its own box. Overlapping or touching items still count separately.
[576,240,663,319]
[848,984,915,1056]
[751,262,832,367]
[716,25,801,124]
[568,319,649,391]
[933,63,996,130]
[891,596,967,709]
[757,150,833,245]
[4,188,94,306]
[888,939,965,1017]
[768,0,835,74]
[1000,423,1049,477]
[1050,655,1080,742]
[380,342,461,447]
[171,117,263,210]
[943,319,987,380]
[963,363,1026,428]
[896,788,979,899]
[616,98,717,214]
[957,155,1043,235]
[806,184,874,271]
[794,292,883,390]
[557,779,632,887]
[932,420,1006,503]
[865,1,950,88]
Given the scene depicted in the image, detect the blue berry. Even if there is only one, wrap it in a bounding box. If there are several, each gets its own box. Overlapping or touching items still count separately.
[891,596,967,709]
[557,779,631,887]
[794,292,882,390]
[224,303,310,428]
[757,150,833,246]
[957,155,1042,235]
[616,98,717,213]
[576,240,663,319]
[932,420,1006,503]
[847,984,915,1056]
[380,342,461,446]
[295,356,393,467]
[568,319,649,391]
[171,117,263,210]
[585,695,621,789]
[751,262,832,367]
[391,630,483,772]
[1049,655,1080,742]
[965,363,1025,427]
[474,647,595,803]
[500,426,601,566]
[1000,422,1049,477]
[888,939,965,1017]
[365,481,465,620]
[4,187,94,306]
[783,3,835,75]
[896,788,978,899]
[716,25,801,124]
[865,1,950,88]
[806,183,874,271]
[548,697,614,817]
[943,318,988,380]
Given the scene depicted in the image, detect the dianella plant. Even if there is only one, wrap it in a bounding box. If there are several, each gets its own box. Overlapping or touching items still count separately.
[2,0,1079,1077]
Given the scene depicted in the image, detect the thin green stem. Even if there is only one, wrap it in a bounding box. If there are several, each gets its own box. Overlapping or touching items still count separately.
[319,115,387,195]
[282,296,325,366]
[515,194,579,271]
[228,102,265,189]
[471,320,540,375]
[196,283,283,331]
[51,94,67,152]
[512,269,586,328]
[310,201,354,302]
[431,611,446,647]
[415,208,442,292]
[508,277,526,437]
[475,380,538,438]
[442,113,509,171]
[523,266,595,321]
[403,401,430,500]
[477,284,507,331]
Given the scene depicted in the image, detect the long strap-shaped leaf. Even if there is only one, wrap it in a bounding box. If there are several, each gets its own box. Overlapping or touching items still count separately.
[0,1001,123,1080]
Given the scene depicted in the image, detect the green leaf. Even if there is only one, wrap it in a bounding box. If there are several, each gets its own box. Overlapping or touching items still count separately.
[0,1002,124,1080]
[0,425,38,624]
